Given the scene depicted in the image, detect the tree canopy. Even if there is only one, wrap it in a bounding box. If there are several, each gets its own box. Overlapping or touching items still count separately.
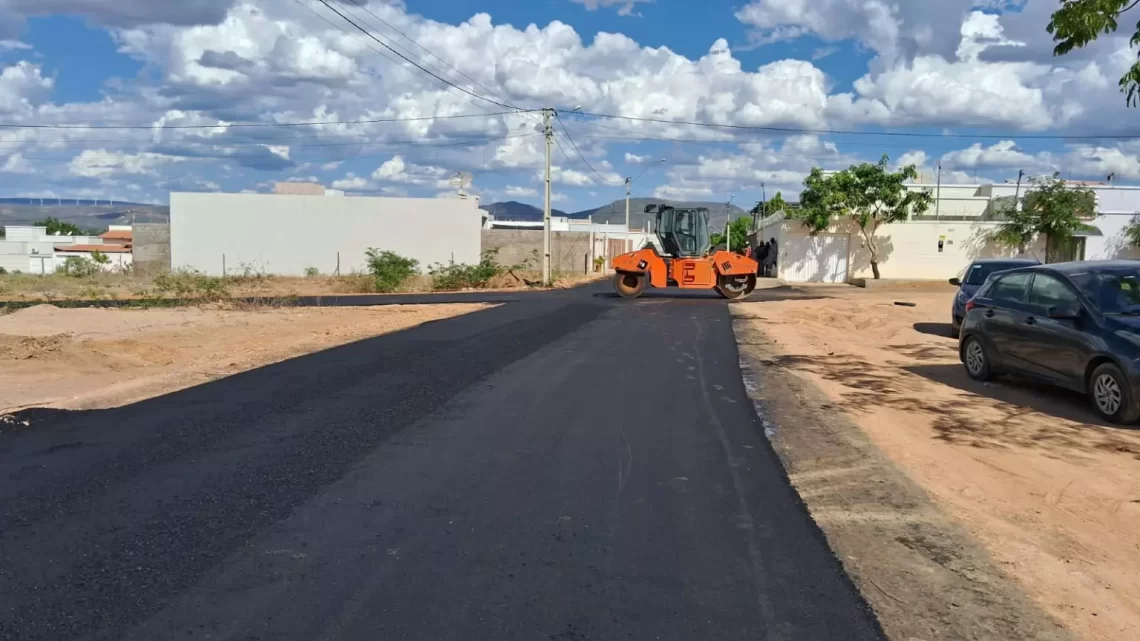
[992,174,1097,261]
[750,191,790,218]
[34,217,87,236]
[711,216,754,253]
[1049,0,1140,106]
[794,155,931,279]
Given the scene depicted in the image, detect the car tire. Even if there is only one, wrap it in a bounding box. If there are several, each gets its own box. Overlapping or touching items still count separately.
[962,336,993,382]
[1088,363,1140,424]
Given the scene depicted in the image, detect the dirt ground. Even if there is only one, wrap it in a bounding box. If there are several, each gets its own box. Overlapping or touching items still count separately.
[0,270,601,303]
[735,285,1140,641]
[0,303,491,414]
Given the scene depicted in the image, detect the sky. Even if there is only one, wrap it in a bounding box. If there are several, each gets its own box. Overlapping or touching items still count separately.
[0,0,1138,212]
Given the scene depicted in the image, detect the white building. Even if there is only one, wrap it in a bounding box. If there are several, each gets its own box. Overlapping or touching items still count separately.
[170,192,483,276]
[756,182,1140,284]
[0,225,131,274]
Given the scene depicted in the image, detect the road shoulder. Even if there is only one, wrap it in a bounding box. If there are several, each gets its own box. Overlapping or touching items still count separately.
[732,311,1074,641]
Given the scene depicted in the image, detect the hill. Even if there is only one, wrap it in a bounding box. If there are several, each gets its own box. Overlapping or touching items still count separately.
[573,198,749,231]
[0,203,170,231]
[479,201,569,221]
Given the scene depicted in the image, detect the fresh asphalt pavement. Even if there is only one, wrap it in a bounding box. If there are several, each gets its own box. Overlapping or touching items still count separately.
[0,282,881,641]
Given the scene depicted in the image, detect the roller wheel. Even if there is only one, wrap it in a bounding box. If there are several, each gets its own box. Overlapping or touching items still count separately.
[716,274,757,300]
[614,272,647,298]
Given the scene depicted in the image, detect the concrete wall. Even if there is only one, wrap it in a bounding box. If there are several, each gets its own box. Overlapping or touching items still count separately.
[482,230,592,273]
[133,223,171,275]
[171,193,481,276]
[766,218,1047,283]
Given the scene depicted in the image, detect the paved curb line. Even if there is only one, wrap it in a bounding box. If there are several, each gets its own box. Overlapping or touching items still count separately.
[731,312,1074,641]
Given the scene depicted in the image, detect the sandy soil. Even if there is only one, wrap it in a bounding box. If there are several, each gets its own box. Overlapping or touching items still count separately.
[0,271,602,303]
[0,303,491,414]
[737,286,1140,641]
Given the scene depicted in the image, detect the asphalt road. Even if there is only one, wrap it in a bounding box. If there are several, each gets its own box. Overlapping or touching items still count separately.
[0,283,881,641]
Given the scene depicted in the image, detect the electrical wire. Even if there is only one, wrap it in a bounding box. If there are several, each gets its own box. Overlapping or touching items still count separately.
[553,111,621,186]
[570,110,1140,141]
[290,0,498,116]
[339,0,514,108]
[0,110,533,131]
[313,0,523,111]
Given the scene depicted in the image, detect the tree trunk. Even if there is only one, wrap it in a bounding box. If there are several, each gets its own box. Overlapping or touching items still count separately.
[861,223,881,280]
[871,260,881,280]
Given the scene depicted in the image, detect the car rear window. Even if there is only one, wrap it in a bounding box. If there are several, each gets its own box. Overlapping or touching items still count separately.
[988,272,1032,303]
[964,262,1031,285]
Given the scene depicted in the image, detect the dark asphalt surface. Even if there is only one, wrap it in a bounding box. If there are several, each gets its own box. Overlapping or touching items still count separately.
[0,283,881,641]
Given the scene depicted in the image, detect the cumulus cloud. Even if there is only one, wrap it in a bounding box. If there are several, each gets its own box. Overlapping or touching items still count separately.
[570,0,652,17]
[504,185,537,197]
[68,149,184,178]
[0,0,236,28]
[625,152,651,164]
[0,61,52,113]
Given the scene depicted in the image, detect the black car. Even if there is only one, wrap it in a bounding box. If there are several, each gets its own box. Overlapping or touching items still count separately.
[958,260,1140,423]
[948,258,1039,338]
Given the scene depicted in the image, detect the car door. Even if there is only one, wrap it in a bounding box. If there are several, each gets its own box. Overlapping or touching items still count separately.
[976,272,1034,366]
[1012,273,1092,388]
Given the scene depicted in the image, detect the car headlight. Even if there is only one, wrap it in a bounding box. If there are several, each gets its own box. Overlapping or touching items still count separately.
[956,291,968,303]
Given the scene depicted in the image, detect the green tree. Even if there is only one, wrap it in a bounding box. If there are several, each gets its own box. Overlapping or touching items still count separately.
[795,155,932,279]
[364,249,419,292]
[34,217,85,236]
[1049,0,1140,106]
[90,250,111,265]
[1125,215,1140,247]
[711,216,754,252]
[992,173,1097,262]
[749,191,790,218]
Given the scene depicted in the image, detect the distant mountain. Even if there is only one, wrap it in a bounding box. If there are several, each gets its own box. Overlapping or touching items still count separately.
[0,203,170,231]
[480,201,569,221]
[572,198,749,231]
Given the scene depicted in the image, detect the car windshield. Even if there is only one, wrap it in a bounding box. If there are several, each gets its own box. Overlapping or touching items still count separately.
[964,262,1031,286]
[1069,269,1140,314]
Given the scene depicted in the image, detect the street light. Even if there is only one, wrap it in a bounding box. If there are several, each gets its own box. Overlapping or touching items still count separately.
[625,159,666,253]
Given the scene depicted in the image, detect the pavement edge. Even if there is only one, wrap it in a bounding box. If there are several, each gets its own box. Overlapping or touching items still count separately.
[730,310,1075,641]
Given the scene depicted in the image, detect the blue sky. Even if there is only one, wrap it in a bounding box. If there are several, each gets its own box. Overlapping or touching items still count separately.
[0,0,1137,212]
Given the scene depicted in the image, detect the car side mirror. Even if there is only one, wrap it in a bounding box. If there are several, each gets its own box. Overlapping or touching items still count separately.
[1047,304,1081,320]
[949,277,961,286]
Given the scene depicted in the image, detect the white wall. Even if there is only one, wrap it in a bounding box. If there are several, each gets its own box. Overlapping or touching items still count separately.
[55,251,133,271]
[171,193,482,276]
[771,218,1046,282]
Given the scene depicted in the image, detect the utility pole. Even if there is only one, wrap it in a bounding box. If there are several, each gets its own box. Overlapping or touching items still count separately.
[1013,169,1025,212]
[935,161,942,220]
[588,214,595,273]
[624,176,632,254]
[542,108,553,286]
[725,194,734,253]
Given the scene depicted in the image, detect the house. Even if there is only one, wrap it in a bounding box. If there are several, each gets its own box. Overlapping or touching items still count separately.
[754,182,1140,284]
[0,225,131,274]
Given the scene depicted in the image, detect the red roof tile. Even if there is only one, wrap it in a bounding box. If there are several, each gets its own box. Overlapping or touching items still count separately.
[54,244,133,253]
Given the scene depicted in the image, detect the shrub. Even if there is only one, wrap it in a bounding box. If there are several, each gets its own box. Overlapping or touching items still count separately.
[429,249,504,291]
[58,256,100,278]
[0,267,6,275]
[304,266,320,278]
[365,249,419,293]
[154,268,230,300]
[90,250,111,265]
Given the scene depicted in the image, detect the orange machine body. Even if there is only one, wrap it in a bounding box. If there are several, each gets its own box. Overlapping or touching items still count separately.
[612,248,758,290]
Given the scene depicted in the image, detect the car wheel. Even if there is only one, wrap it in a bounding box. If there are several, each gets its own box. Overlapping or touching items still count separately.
[962,336,993,381]
[1089,363,1140,424]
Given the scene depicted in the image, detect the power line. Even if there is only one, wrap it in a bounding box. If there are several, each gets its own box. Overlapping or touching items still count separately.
[0,110,532,131]
[339,0,513,108]
[291,0,497,116]
[0,132,536,148]
[570,110,1140,141]
[553,111,621,186]
[313,0,523,111]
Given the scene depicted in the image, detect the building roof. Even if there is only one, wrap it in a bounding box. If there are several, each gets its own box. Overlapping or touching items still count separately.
[54,244,132,253]
[100,230,133,241]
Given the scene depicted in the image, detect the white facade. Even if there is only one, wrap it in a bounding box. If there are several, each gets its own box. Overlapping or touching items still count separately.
[170,192,483,276]
[0,226,113,274]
